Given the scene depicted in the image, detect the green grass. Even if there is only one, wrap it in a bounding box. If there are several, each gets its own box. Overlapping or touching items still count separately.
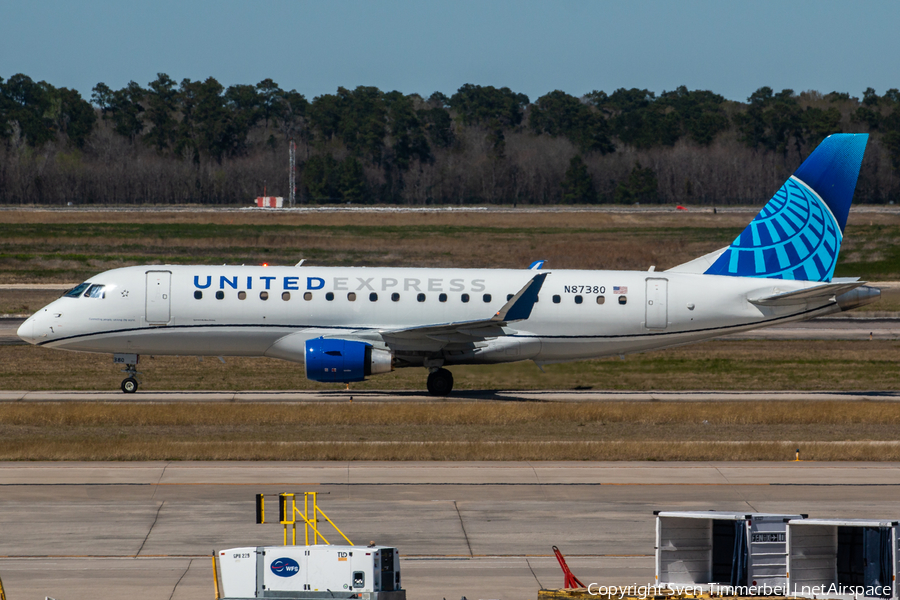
[2,340,899,392]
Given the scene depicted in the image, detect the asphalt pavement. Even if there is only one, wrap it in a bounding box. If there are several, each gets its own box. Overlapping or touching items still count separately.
[1,461,899,600]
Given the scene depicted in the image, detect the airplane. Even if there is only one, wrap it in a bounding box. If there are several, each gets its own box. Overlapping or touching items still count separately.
[17,133,880,396]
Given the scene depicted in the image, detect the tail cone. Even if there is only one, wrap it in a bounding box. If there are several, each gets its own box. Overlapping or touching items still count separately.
[836,285,881,311]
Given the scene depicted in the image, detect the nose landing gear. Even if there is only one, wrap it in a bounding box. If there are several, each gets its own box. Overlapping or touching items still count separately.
[114,354,141,394]
[121,376,139,393]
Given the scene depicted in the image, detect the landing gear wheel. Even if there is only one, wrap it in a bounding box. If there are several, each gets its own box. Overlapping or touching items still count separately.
[426,368,453,396]
[121,377,138,394]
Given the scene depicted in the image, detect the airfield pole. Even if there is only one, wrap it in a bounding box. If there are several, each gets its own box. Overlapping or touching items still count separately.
[289,138,296,207]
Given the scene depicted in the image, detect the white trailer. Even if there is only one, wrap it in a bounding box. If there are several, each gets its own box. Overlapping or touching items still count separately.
[217,545,404,600]
[655,511,805,592]
[787,518,899,600]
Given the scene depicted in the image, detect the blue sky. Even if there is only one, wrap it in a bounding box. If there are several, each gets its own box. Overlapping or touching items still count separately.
[3,0,899,104]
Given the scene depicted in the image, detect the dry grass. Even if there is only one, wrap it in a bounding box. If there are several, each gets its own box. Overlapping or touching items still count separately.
[3,208,900,283]
[2,207,897,229]
[3,400,900,426]
[0,401,897,461]
[0,208,757,228]
[0,289,64,315]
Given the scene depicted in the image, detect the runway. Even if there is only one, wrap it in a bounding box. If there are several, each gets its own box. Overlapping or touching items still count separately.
[1,461,899,600]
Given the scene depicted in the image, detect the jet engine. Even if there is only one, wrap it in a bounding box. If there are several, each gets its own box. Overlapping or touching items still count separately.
[304,338,393,383]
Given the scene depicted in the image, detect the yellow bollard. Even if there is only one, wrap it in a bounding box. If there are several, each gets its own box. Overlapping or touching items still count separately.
[795,448,801,461]
[212,552,221,600]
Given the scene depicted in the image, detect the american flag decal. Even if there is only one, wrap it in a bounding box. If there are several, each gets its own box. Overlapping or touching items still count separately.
[613,286,627,294]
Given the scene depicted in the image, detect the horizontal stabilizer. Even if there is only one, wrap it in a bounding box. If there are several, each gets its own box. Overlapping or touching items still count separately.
[748,280,865,306]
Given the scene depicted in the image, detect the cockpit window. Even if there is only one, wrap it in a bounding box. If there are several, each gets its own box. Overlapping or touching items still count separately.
[84,284,106,298]
[64,283,91,298]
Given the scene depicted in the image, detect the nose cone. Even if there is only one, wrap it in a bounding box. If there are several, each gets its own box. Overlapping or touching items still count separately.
[16,317,35,344]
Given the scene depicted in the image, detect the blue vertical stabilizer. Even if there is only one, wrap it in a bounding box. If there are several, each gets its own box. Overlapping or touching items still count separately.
[705,133,868,281]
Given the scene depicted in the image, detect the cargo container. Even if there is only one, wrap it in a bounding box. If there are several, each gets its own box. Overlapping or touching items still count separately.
[217,544,404,600]
[655,511,805,591]
[787,518,899,600]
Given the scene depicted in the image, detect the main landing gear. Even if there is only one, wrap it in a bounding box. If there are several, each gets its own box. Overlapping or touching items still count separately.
[426,367,454,397]
[114,354,141,394]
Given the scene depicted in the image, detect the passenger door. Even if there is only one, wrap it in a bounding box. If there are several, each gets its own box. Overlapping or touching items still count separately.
[645,278,668,330]
[145,270,172,324]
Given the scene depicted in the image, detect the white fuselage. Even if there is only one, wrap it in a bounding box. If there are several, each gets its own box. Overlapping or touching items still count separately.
[19,264,844,367]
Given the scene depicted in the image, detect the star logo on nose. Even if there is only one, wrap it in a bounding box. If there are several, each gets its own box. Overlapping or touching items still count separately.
[121,290,129,297]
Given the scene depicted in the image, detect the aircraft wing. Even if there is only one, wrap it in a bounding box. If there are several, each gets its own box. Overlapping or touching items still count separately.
[379,272,548,343]
[748,279,865,306]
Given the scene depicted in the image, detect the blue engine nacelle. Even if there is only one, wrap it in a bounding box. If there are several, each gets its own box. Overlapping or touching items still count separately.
[304,338,393,383]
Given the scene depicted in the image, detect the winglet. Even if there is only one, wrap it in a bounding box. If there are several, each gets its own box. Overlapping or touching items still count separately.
[493,273,548,322]
[529,260,545,270]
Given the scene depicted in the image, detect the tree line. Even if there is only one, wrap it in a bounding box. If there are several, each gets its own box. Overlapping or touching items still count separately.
[1,72,899,205]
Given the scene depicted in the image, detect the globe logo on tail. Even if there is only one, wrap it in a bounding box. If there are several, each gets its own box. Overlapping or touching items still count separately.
[706,176,841,281]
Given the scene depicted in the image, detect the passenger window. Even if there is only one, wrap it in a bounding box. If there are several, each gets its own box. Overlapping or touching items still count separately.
[483,294,491,303]
[303,292,312,301]
[507,294,514,301]
[194,291,202,300]
[348,292,356,301]
[326,292,334,301]
[369,292,378,302]
[282,292,291,301]
[417,293,426,302]
[64,283,91,298]
[391,292,400,302]
[215,291,224,300]
[461,293,469,303]
[618,295,627,305]
[552,295,561,304]
[238,291,246,300]
[597,295,605,304]
[575,295,583,304]
[439,293,447,302]
[260,291,269,300]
